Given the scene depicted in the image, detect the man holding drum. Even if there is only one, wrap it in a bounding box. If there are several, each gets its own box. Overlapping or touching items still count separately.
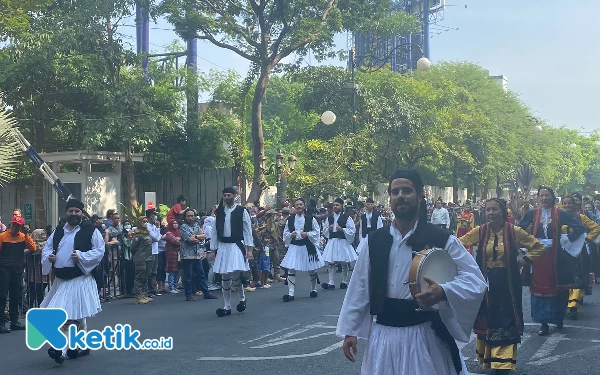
[336,169,486,375]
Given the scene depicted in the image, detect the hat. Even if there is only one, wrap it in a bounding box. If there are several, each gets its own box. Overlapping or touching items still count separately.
[66,199,85,212]
[366,198,375,204]
[11,216,25,226]
[222,187,236,195]
[388,169,424,194]
[334,198,345,205]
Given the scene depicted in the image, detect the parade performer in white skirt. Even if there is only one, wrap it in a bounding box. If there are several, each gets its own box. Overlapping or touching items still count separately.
[210,187,254,317]
[281,198,323,302]
[322,198,357,290]
[40,200,105,364]
[337,170,486,375]
[358,197,384,247]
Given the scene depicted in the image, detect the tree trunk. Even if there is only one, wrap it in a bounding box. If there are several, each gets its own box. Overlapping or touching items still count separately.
[496,172,502,199]
[246,64,273,203]
[123,141,138,208]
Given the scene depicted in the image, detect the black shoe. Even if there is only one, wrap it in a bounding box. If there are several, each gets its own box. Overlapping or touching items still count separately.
[321,283,329,290]
[10,321,25,331]
[282,294,295,302]
[538,323,549,336]
[216,308,232,317]
[66,349,79,359]
[340,283,348,289]
[79,349,91,357]
[237,300,247,312]
[568,308,578,320]
[0,324,10,334]
[310,291,318,298]
[48,348,59,359]
[203,293,218,300]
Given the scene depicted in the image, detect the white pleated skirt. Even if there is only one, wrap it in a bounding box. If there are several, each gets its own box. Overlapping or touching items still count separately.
[40,275,102,321]
[361,323,468,375]
[322,239,358,263]
[281,244,325,271]
[213,243,250,274]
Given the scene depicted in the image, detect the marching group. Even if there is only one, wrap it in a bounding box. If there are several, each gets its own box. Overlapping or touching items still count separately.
[1,171,599,375]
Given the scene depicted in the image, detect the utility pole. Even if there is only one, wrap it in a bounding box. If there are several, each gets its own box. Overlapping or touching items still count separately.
[423,0,431,59]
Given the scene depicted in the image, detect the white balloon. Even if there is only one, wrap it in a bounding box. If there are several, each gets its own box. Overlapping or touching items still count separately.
[534,125,543,132]
[571,143,577,149]
[321,111,336,125]
[416,57,431,71]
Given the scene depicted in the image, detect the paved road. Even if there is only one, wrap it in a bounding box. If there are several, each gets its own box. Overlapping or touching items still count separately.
[1,268,599,375]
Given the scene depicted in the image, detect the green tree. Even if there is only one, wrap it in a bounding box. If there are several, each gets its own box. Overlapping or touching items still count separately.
[159,0,419,202]
[0,0,53,40]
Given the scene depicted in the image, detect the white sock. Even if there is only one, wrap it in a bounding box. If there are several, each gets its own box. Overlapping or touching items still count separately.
[342,263,349,284]
[233,272,245,302]
[309,270,318,291]
[288,270,296,296]
[328,264,336,285]
[222,273,232,310]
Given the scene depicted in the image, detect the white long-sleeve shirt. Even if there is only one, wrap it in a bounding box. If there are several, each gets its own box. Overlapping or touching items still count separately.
[430,208,450,229]
[359,211,384,239]
[336,223,486,343]
[210,205,254,250]
[146,222,161,255]
[41,224,105,276]
[323,213,356,244]
[283,214,320,248]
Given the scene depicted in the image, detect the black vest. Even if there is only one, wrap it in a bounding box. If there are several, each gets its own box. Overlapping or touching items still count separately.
[327,213,349,239]
[287,214,319,262]
[368,223,459,374]
[367,222,450,316]
[216,205,245,243]
[52,224,99,280]
[361,211,380,238]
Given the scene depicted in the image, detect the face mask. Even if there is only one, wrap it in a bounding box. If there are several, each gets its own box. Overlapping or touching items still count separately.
[67,215,82,227]
[124,225,132,230]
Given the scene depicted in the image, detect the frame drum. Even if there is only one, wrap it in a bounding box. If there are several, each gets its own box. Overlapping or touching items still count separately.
[408,248,458,310]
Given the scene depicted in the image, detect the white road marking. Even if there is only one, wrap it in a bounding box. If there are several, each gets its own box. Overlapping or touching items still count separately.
[238,325,300,344]
[517,332,532,348]
[267,323,327,343]
[457,333,476,350]
[197,341,343,361]
[251,331,336,349]
[528,344,600,366]
[530,333,568,360]
[323,314,339,317]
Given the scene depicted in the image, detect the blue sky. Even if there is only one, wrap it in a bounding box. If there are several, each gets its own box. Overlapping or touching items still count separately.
[120,1,599,133]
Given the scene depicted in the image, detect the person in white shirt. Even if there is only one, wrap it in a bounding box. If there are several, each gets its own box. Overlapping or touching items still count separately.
[336,169,486,375]
[210,187,254,317]
[430,200,451,231]
[322,198,357,290]
[145,209,161,296]
[281,198,324,302]
[358,198,384,243]
[41,200,105,363]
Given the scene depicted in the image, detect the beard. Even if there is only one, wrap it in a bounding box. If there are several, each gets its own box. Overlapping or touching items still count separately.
[392,201,418,221]
[224,197,235,206]
[67,215,82,227]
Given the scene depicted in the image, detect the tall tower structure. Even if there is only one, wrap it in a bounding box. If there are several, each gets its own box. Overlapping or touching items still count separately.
[354,0,445,72]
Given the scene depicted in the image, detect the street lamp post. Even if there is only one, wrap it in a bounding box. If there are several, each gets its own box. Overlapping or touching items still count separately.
[264,152,297,209]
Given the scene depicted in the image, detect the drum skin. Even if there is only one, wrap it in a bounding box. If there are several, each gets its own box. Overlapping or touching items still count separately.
[408,248,457,310]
